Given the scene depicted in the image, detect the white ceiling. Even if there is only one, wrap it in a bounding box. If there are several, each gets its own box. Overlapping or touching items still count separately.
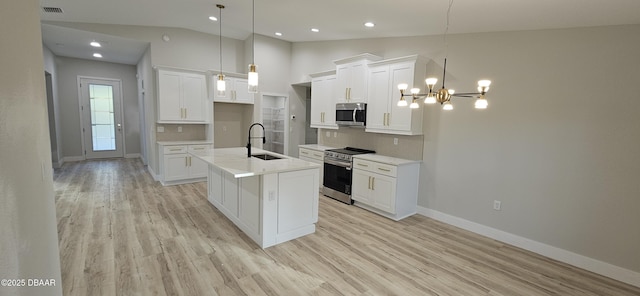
[39,0,640,64]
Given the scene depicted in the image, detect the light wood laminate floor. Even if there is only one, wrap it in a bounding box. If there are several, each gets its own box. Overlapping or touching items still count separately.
[54,159,640,295]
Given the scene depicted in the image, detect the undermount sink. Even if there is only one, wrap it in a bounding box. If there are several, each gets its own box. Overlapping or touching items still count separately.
[251,154,281,161]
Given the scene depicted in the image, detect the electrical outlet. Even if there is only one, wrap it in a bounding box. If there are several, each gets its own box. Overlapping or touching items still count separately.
[333,132,337,138]
[393,138,398,145]
[222,126,227,132]
[493,200,502,211]
[157,126,164,133]
[177,126,182,132]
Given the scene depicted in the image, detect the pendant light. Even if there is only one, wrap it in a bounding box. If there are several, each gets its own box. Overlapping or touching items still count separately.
[397,0,492,110]
[247,0,259,93]
[216,4,226,97]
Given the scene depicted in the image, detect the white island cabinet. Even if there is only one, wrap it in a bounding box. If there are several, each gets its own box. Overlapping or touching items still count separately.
[191,148,320,248]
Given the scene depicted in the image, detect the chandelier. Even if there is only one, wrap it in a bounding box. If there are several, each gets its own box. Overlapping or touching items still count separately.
[397,58,491,110]
[397,0,492,111]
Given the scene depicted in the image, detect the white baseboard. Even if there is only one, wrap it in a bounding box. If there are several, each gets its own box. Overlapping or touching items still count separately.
[62,156,84,163]
[147,166,159,182]
[416,206,640,288]
[125,153,141,159]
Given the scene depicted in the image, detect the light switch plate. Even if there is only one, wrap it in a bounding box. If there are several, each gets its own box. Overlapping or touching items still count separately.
[157,126,164,132]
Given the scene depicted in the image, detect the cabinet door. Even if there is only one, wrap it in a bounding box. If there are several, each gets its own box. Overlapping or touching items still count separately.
[208,166,223,205]
[352,170,373,204]
[164,154,189,181]
[223,172,239,217]
[238,176,261,236]
[157,71,182,121]
[335,64,350,103]
[348,62,368,102]
[181,73,207,121]
[388,63,415,132]
[189,155,208,178]
[366,65,390,131]
[371,173,397,214]
[232,79,255,104]
[310,76,337,128]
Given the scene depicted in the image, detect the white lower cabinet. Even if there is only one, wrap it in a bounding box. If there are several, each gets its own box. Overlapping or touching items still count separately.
[352,157,420,221]
[158,143,212,185]
[298,147,325,191]
[207,165,320,248]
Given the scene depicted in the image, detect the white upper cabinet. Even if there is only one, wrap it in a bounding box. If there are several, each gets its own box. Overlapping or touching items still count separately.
[334,54,382,103]
[157,69,208,123]
[310,70,338,129]
[213,75,254,104]
[365,55,427,135]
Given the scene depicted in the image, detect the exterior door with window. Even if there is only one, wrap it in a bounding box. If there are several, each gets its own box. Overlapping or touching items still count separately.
[79,78,124,159]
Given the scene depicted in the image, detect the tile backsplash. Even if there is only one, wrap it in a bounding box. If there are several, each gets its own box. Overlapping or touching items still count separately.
[156,124,206,141]
[318,127,423,160]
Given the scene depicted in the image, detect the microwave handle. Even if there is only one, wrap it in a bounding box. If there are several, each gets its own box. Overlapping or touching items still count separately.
[353,108,357,122]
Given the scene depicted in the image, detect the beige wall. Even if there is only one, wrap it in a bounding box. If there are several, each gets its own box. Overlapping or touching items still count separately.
[291,25,640,274]
[156,124,206,142]
[55,56,140,158]
[213,103,253,148]
[43,45,63,167]
[0,0,63,295]
[318,128,424,160]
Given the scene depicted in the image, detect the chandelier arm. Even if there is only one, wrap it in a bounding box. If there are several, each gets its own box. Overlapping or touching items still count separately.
[400,93,429,98]
[451,92,482,98]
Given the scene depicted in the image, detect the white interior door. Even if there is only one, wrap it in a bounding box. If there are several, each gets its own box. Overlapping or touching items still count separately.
[79,77,124,159]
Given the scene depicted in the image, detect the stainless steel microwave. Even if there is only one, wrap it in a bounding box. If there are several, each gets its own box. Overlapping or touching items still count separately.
[335,103,366,127]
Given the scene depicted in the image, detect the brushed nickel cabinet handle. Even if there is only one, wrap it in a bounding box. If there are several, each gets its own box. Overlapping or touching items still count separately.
[378,168,391,172]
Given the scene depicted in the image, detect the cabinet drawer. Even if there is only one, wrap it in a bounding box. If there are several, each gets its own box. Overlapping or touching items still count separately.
[163,145,187,154]
[299,148,324,161]
[188,144,211,152]
[353,158,397,177]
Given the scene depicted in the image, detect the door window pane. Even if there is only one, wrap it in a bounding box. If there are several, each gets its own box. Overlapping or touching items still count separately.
[89,84,116,151]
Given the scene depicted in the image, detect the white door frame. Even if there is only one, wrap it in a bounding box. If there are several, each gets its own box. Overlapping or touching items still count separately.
[77,76,126,159]
[260,92,289,155]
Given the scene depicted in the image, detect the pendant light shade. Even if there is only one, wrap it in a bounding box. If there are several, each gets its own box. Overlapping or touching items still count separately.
[247,0,259,93]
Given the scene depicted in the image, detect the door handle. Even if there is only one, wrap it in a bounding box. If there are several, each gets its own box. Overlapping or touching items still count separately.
[117,123,122,131]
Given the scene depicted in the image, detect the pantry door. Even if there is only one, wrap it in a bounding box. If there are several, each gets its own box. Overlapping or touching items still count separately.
[78,77,124,159]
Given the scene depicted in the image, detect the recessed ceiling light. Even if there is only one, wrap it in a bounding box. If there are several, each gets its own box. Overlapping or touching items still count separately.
[311,28,319,33]
[364,22,375,28]
[93,53,103,58]
[90,41,101,47]
[275,32,282,36]
[209,16,217,21]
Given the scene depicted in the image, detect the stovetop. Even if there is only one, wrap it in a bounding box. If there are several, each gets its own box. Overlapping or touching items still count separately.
[326,147,376,155]
[325,147,375,162]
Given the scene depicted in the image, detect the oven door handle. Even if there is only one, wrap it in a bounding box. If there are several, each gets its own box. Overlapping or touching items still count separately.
[324,159,351,169]
[353,108,357,122]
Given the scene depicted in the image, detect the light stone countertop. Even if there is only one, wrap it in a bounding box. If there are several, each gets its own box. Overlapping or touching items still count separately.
[190,147,320,178]
[157,140,213,146]
[298,144,336,152]
[353,154,421,166]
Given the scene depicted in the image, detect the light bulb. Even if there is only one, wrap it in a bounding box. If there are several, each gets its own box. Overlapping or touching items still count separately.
[442,101,453,110]
[397,83,408,91]
[248,64,258,93]
[397,99,407,107]
[448,89,455,95]
[424,94,436,104]
[478,80,491,87]
[410,88,420,95]
[410,102,420,109]
[475,97,488,109]
[425,78,438,87]
[217,74,226,97]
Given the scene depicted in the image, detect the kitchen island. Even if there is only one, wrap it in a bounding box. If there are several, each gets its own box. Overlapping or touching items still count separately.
[190,147,321,248]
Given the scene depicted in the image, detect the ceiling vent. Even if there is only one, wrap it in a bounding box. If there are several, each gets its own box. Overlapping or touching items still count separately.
[42,7,64,13]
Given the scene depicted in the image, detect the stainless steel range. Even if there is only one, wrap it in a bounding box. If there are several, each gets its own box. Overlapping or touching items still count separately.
[323,147,375,204]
